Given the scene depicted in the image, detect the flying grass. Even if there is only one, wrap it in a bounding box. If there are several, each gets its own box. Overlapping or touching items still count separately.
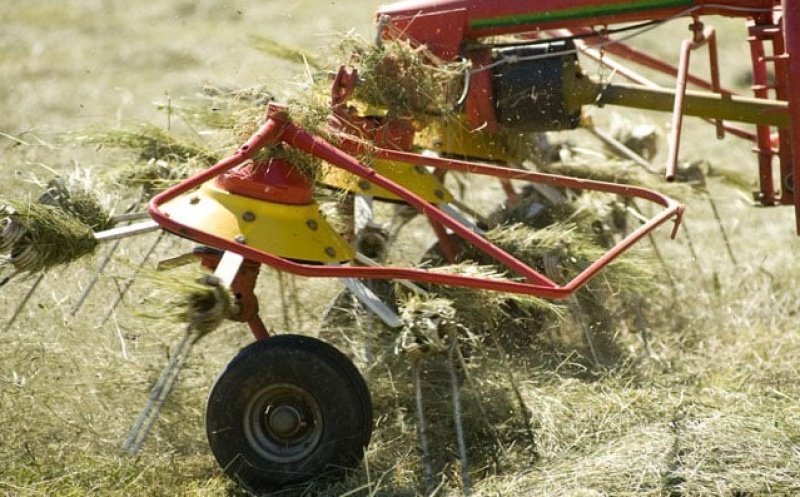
[138,269,237,337]
[249,34,323,69]
[113,159,192,197]
[171,83,274,131]
[72,124,220,166]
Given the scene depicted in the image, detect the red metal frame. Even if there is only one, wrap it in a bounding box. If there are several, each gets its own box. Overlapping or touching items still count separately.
[149,104,683,301]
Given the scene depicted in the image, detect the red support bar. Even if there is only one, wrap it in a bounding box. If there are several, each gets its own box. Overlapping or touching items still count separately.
[666,22,722,181]
[748,22,777,204]
[784,0,800,231]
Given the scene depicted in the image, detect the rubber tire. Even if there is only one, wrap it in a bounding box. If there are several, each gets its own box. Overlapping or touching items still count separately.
[206,335,372,490]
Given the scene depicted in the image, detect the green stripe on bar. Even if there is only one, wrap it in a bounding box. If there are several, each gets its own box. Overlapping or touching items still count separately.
[470,0,695,30]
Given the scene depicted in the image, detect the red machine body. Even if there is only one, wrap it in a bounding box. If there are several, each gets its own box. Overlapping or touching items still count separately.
[147,0,800,314]
[377,0,800,231]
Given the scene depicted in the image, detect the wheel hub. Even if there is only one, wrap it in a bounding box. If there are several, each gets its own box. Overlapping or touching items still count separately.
[266,404,306,438]
[243,383,324,463]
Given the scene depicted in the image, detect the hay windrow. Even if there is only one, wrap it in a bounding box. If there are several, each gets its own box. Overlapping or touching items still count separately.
[0,200,98,274]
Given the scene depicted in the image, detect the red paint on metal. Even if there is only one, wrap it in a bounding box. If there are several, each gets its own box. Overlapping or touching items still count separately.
[465,49,498,132]
[215,157,314,205]
[329,110,416,150]
[748,21,777,204]
[666,22,722,181]
[378,0,777,44]
[378,7,468,60]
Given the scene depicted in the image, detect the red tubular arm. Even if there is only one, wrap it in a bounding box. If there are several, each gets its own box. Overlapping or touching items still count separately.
[149,106,683,300]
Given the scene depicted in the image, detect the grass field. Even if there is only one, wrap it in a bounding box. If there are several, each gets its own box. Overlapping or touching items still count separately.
[1,2,799,496]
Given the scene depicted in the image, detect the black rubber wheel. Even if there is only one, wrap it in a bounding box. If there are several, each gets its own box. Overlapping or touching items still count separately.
[205,334,372,490]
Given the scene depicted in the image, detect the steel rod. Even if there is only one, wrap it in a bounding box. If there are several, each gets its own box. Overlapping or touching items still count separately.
[3,273,45,333]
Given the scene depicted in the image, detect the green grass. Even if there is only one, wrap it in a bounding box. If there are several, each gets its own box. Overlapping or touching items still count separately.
[2,2,799,496]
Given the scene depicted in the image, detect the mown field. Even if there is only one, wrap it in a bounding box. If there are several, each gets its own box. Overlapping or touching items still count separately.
[1,1,799,496]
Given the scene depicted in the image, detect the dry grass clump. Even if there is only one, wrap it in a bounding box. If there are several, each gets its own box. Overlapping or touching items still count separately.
[36,174,115,231]
[421,220,653,358]
[337,35,468,118]
[0,200,98,276]
[139,269,237,337]
[423,262,564,345]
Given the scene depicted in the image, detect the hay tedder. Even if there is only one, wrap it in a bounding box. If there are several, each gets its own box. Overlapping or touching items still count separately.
[8,0,798,491]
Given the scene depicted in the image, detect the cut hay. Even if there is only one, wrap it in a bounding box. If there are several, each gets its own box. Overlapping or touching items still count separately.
[0,201,98,275]
[416,219,656,363]
[484,222,653,293]
[423,262,564,332]
[396,294,460,358]
[337,35,468,118]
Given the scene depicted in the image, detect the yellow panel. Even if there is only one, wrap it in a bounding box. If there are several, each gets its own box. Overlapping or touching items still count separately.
[416,119,521,163]
[160,182,354,263]
[318,159,453,203]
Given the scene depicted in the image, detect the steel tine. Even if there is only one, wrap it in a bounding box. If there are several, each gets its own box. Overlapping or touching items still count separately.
[99,231,166,326]
[122,328,196,454]
[3,273,45,333]
[70,238,122,316]
[122,250,244,454]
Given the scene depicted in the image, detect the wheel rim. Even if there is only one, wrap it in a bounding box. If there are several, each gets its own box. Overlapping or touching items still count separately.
[243,383,323,463]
